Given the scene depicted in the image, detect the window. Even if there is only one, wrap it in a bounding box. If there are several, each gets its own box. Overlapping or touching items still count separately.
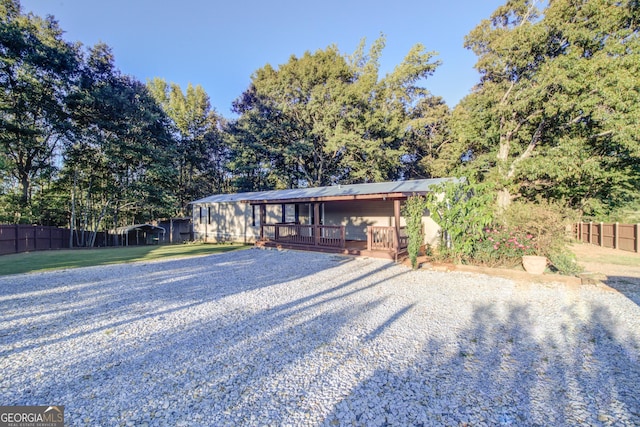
[252,205,256,227]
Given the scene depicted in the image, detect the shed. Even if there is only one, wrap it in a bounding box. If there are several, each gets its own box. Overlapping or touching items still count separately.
[113,224,166,246]
[155,217,193,244]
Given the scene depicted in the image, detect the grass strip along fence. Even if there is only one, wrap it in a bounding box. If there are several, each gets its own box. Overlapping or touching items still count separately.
[0,243,246,276]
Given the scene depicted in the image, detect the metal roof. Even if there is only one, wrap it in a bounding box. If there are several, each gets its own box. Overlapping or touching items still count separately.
[191,178,456,204]
[112,224,166,234]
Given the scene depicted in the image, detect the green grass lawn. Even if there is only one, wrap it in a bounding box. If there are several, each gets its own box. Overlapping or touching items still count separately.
[578,252,640,267]
[0,243,248,276]
[571,243,640,267]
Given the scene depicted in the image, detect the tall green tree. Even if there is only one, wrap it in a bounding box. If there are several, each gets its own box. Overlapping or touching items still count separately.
[454,0,640,215]
[401,95,451,179]
[230,36,441,189]
[63,44,177,245]
[147,78,229,212]
[0,0,78,220]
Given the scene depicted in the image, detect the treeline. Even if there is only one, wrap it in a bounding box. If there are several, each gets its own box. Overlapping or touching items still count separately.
[1,0,639,241]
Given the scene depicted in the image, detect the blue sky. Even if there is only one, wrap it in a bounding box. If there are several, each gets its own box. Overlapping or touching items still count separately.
[20,0,505,116]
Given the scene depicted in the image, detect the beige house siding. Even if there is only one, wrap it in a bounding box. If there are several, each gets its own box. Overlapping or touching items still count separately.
[193,202,282,243]
[324,201,394,240]
[324,200,439,246]
[422,216,440,247]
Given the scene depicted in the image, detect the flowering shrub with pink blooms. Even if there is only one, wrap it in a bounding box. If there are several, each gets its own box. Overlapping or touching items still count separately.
[473,226,537,267]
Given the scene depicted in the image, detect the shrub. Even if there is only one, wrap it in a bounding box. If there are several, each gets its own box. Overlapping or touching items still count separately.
[403,195,426,269]
[548,250,584,276]
[500,199,582,274]
[501,200,575,258]
[425,179,495,263]
[473,226,536,267]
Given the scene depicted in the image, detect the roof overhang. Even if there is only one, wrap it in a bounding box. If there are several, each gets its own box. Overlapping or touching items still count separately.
[245,191,428,205]
[190,178,459,206]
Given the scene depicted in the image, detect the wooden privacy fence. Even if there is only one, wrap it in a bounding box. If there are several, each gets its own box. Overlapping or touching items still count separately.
[574,222,640,253]
[0,225,72,255]
[0,225,113,255]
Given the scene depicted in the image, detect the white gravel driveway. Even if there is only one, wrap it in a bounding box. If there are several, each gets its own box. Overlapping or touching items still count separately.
[1,248,639,426]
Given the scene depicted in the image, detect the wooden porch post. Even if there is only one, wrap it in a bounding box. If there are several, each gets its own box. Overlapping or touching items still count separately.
[393,199,401,253]
[313,203,320,246]
[260,205,266,240]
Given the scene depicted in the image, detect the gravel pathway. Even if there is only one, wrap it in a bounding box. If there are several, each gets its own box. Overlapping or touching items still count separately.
[1,248,640,426]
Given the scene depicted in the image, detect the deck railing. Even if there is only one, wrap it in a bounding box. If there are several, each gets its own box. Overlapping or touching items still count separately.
[261,224,345,249]
[367,226,408,252]
[261,224,408,254]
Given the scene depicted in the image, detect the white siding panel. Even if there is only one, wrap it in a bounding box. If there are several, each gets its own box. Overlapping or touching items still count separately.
[193,201,258,243]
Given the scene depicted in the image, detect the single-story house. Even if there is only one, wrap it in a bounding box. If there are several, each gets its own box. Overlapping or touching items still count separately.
[190,178,452,260]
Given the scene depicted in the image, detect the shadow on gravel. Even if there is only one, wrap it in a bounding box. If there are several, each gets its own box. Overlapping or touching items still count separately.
[0,249,358,356]
[2,249,409,425]
[4,252,639,426]
[324,302,640,426]
[603,276,640,306]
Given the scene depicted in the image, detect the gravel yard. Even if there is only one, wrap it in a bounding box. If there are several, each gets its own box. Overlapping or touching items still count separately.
[1,248,640,426]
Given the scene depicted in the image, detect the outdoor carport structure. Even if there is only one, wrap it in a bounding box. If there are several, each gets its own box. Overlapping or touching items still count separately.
[192,178,450,260]
[113,224,166,246]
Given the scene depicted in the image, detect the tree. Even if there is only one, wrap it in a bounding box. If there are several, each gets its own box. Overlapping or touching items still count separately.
[400,95,451,179]
[0,0,78,220]
[229,36,441,189]
[456,0,640,215]
[63,44,177,245]
[147,78,229,212]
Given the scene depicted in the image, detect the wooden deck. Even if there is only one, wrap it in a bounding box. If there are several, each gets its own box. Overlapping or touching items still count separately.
[257,223,407,261]
[255,239,404,261]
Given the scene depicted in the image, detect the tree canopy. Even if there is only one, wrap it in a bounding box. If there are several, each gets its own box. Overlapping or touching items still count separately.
[228,36,442,189]
[446,0,640,215]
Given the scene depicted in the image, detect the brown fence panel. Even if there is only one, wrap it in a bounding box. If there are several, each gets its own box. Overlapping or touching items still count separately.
[592,223,601,246]
[16,225,36,253]
[0,225,74,255]
[0,225,18,255]
[580,223,589,243]
[36,226,52,250]
[0,225,123,255]
[601,223,615,248]
[575,222,639,253]
[619,224,636,252]
[51,227,68,249]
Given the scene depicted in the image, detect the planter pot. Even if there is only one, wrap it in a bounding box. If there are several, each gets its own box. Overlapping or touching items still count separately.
[522,255,547,275]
